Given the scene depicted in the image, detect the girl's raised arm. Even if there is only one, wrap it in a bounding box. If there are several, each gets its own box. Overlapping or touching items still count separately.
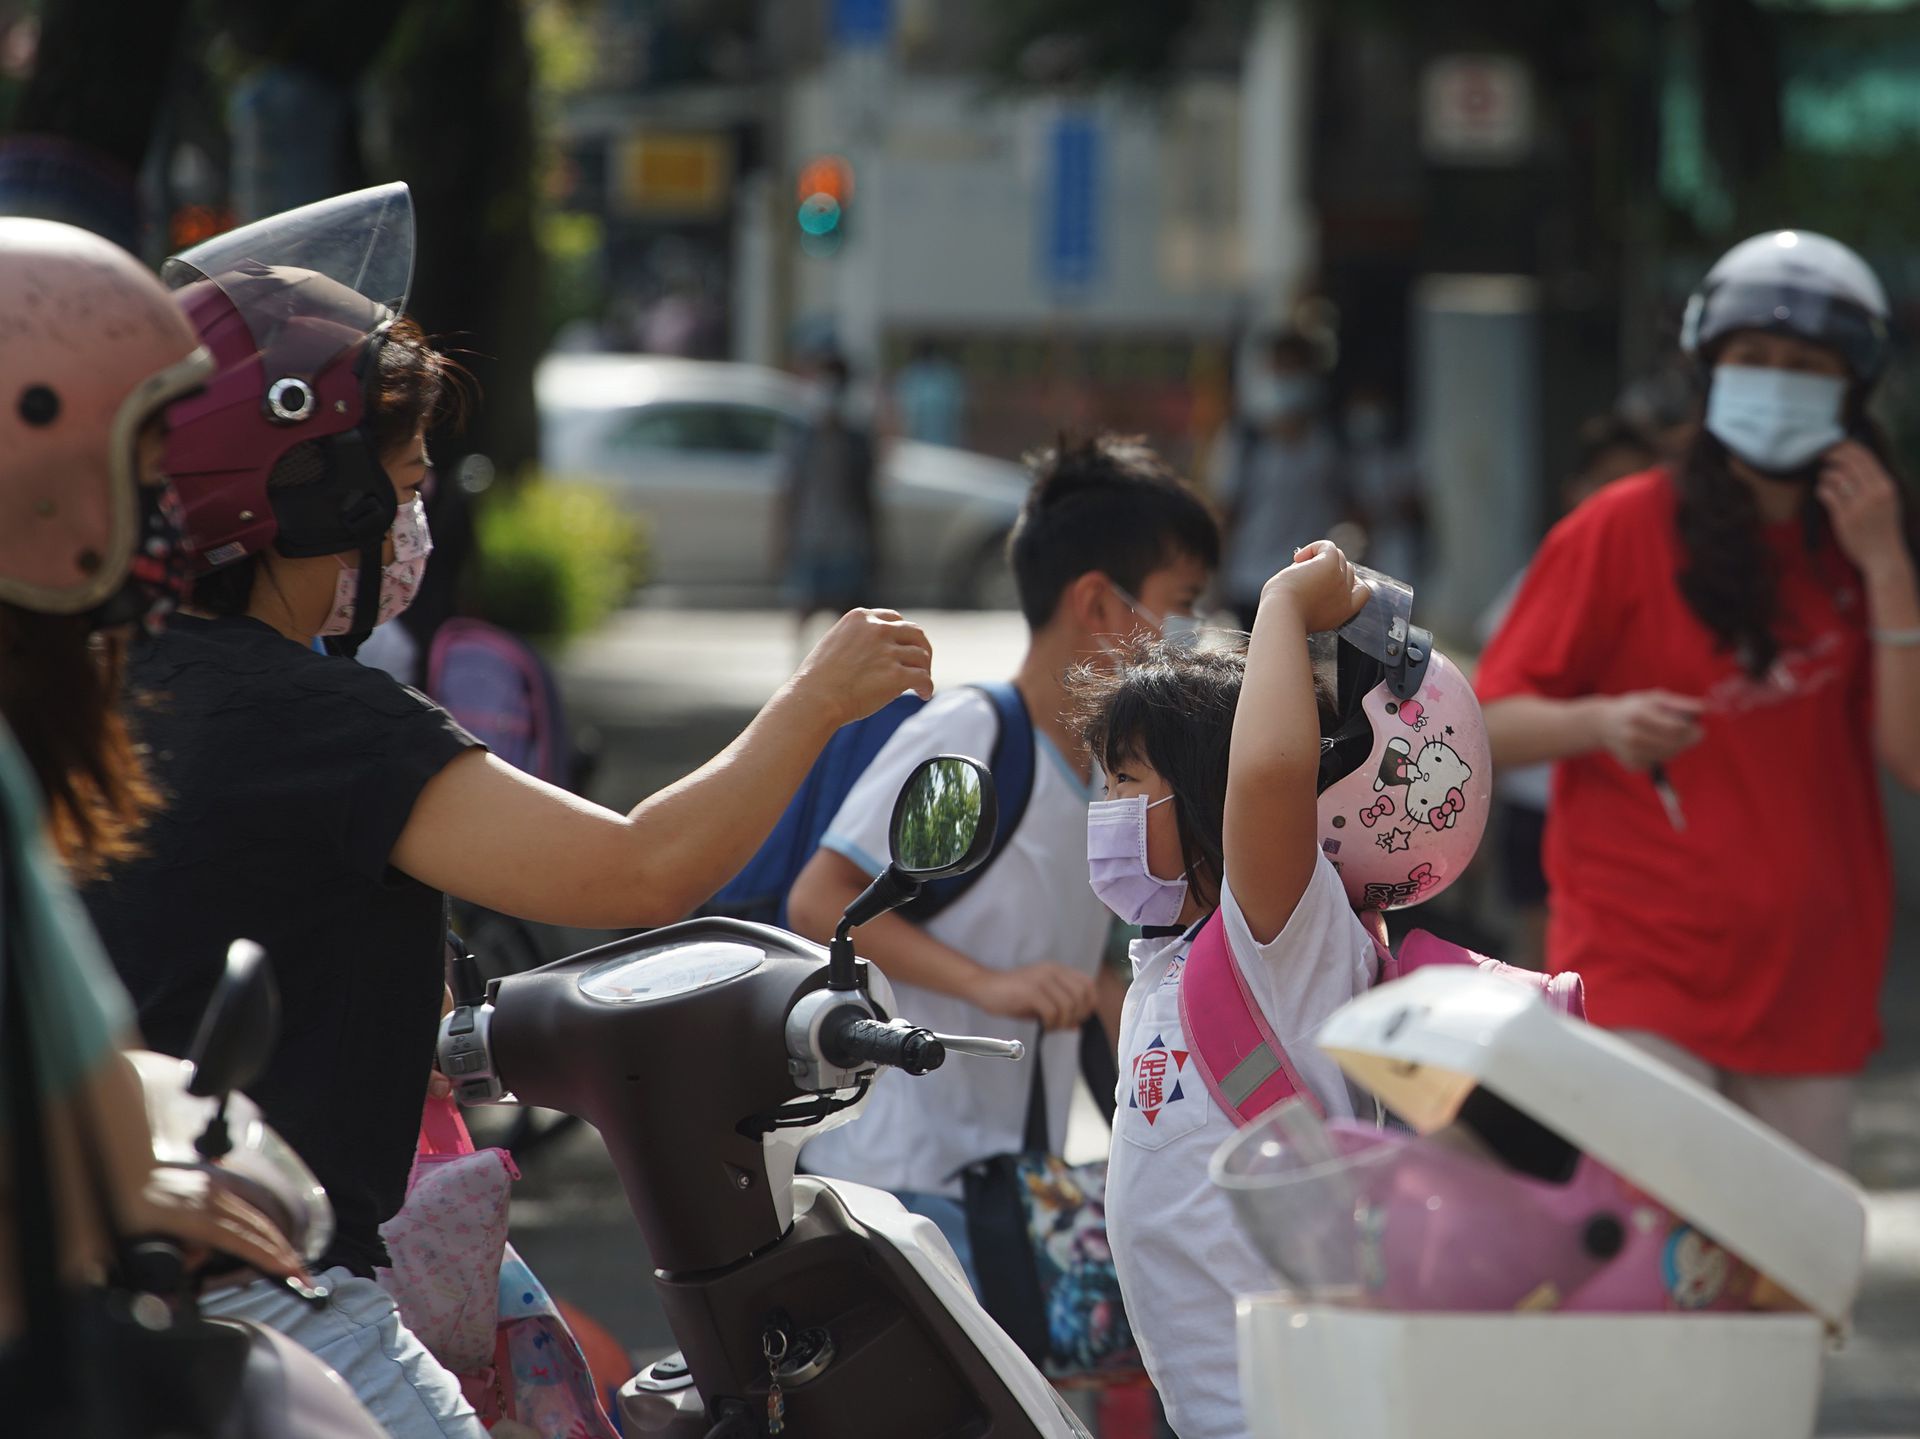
[1224,542,1370,944]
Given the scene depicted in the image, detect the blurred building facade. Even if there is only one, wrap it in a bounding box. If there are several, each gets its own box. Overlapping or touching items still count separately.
[544,0,1920,633]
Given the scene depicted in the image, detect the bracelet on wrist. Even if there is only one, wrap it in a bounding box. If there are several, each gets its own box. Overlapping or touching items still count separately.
[1870,626,1920,647]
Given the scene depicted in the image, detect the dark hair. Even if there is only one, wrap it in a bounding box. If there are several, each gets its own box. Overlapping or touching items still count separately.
[1009,434,1220,630]
[191,317,457,618]
[0,609,154,878]
[1069,637,1338,907]
[1568,413,1654,482]
[1265,331,1319,370]
[1673,384,1916,676]
[1071,640,1243,903]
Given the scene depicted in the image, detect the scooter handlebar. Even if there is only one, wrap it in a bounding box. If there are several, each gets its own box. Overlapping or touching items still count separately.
[818,1012,947,1076]
[931,1033,1026,1061]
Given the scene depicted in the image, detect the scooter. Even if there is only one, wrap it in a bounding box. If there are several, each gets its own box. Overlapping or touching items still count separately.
[438,755,1093,1437]
[109,941,386,1438]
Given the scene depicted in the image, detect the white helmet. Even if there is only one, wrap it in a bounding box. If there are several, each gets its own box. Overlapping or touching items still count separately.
[1680,230,1890,383]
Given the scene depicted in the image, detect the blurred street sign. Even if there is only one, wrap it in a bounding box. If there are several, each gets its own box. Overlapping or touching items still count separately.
[833,0,893,47]
[614,133,732,218]
[1041,112,1103,296]
[1420,55,1533,165]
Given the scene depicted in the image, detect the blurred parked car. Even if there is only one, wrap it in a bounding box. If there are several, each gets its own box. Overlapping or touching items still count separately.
[537,354,1027,608]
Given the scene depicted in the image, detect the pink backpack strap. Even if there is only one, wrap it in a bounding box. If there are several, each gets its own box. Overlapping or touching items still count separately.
[1396,930,1588,1021]
[1178,909,1324,1127]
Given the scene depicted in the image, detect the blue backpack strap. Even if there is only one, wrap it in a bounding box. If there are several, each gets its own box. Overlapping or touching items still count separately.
[912,680,1035,922]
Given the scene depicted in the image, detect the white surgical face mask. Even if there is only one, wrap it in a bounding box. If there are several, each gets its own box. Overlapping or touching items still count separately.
[1704,364,1847,476]
[1241,371,1319,426]
[318,497,432,636]
[1087,793,1190,927]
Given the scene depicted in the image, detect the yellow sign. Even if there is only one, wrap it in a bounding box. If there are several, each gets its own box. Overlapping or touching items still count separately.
[616,134,731,217]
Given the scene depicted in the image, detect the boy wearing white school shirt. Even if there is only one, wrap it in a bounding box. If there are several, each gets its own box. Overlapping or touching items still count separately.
[789,435,1220,1284]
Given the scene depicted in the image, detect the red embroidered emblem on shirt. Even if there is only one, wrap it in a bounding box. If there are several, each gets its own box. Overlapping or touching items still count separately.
[1130,1034,1190,1124]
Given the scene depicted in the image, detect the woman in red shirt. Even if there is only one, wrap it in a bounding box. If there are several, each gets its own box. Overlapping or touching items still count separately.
[1476,230,1920,1167]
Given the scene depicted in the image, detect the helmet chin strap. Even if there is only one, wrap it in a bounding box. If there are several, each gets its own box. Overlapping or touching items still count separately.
[323,533,385,658]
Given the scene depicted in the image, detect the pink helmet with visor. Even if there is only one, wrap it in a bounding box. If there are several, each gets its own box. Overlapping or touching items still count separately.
[1215,1096,1766,1316]
[0,218,211,624]
[160,184,415,650]
[1314,569,1491,910]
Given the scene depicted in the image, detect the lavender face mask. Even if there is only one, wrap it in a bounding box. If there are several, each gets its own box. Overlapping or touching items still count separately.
[1087,793,1190,926]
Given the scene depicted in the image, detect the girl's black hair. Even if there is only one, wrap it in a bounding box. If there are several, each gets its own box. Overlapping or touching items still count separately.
[1070,637,1337,907]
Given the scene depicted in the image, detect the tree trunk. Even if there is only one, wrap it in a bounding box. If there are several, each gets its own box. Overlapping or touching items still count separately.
[378,0,543,482]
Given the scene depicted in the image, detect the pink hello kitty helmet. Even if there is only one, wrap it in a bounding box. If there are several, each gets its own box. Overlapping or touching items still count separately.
[1314,569,1490,910]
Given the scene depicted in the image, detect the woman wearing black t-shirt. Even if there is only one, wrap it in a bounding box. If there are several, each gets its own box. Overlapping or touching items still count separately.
[83,189,932,1438]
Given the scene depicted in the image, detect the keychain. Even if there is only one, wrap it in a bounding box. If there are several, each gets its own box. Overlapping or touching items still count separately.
[763,1324,789,1435]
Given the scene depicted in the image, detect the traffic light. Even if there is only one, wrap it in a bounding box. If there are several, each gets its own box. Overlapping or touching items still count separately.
[795,154,854,257]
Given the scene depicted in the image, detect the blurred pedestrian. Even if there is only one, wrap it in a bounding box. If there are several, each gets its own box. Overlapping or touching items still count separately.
[1341,378,1426,586]
[1209,332,1344,629]
[1477,414,1658,968]
[778,352,880,646]
[1616,363,1700,465]
[892,338,968,447]
[1475,231,1920,1167]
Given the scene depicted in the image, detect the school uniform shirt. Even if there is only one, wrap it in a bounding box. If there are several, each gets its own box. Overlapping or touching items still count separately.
[1475,468,1889,1074]
[84,616,482,1276]
[1106,858,1376,1439]
[798,688,1110,1198]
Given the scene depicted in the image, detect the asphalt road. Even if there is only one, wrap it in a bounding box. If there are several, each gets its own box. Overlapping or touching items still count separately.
[488,605,1920,1437]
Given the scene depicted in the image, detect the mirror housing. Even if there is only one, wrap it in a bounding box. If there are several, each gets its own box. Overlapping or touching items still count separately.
[887,754,997,880]
[186,939,279,1101]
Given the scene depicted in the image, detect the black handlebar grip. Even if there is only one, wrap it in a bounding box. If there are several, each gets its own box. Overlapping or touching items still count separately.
[820,1011,947,1075]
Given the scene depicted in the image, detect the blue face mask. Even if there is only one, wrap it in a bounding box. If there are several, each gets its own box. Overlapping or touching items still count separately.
[1704,364,1847,476]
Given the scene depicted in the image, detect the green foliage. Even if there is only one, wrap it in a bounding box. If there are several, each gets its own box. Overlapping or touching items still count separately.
[540,208,605,345]
[473,475,648,641]
[894,760,986,873]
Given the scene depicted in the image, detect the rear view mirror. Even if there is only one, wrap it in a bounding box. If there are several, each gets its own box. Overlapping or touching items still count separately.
[889,755,997,880]
[186,939,279,1102]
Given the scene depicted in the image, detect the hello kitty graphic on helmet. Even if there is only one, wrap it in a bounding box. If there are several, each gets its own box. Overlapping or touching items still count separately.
[1314,569,1489,910]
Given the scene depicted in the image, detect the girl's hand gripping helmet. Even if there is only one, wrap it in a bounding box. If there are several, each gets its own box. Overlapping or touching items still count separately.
[1680,229,1890,386]
[1314,569,1490,910]
[160,183,416,651]
[0,219,212,624]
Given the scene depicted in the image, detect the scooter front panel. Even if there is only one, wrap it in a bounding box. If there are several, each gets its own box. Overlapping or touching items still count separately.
[577,939,765,1003]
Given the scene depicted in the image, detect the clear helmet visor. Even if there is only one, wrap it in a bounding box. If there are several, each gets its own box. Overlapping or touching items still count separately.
[1211,1101,1625,1312]
[162,183,415,383]
[1687,281,1888,380]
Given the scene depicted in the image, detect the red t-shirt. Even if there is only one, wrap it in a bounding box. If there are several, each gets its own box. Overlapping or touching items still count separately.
[1475,469,1888,1073]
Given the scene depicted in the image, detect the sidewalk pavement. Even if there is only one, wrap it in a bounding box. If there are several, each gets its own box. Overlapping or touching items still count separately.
[516,605,1920,1436]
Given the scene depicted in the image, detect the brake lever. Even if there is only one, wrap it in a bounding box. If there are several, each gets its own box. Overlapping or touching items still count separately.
[929,1033,1026,1061]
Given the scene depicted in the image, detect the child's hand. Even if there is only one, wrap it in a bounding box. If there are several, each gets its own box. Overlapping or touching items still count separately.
[1260,540,1372,633]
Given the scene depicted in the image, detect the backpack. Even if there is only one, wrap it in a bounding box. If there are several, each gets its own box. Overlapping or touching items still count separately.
[425,619,570,786]
[1179,911,1587,1125]
[703,681,1035,929]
